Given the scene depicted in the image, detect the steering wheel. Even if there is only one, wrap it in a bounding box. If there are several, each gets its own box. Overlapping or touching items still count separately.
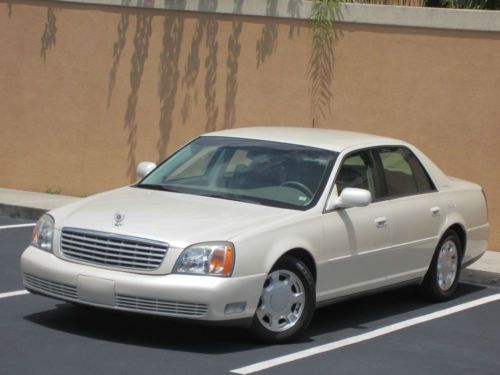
[280,181,313,197]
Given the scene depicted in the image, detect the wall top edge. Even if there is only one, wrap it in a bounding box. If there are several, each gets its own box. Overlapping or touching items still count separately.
[52,0,500,32]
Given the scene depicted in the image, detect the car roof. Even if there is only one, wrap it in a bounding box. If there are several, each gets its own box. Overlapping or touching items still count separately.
[204,127,405,152]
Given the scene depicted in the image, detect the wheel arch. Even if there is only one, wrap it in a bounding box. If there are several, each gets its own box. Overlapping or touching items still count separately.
[420,222,465,301]
[439,209,468,257]
[251,247,318,342]
[446,223,467,258]
[277,248,317,283]
[439,220,467,262]
[420,220,467,283]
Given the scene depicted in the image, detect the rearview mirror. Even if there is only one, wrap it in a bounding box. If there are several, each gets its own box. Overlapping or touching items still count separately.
[326,187,372,210]
[136,161,156,179]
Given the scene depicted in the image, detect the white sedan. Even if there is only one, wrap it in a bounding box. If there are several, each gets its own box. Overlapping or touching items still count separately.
[21,127,489,342]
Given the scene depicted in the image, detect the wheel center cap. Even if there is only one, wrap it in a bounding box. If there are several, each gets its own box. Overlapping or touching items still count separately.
[270,286,289,312]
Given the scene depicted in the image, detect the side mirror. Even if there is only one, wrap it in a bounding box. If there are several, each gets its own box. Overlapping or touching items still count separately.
[136,161,156,179]
[326,187,372,211]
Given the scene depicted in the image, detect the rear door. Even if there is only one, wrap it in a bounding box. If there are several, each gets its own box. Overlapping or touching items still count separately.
[373,146,446,281]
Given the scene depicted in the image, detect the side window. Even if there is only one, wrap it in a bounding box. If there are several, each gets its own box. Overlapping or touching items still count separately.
[406,149,436,193]
[336,151,379,199]
[377,147,435,198]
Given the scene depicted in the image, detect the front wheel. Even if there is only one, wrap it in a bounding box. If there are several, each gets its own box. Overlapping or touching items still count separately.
[420,230,462,301]
[250,256,315,343]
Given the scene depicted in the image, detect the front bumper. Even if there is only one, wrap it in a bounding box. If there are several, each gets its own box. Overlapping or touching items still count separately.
[21,246,266,323]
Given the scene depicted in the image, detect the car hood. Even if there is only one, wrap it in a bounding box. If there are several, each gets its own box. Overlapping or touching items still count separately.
[51,187,294,248]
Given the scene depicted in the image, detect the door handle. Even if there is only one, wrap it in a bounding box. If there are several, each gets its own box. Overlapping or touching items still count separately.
[374,217,387,228]
[430,206,441,217]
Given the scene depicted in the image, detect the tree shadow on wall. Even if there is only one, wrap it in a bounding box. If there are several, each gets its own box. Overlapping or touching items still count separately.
[40,7,57,62]
[124,15,153,182]
[180,0,234,134]
[256,0,279,67]
[255,0,303,67]
[157,14,184,161]
[107,13,129,108]
[204,1,219,133]
[308,8,342,126]
[223,0,243,129]
[6,0,12,17]
[287,0,303,38]
[180,15,205,125]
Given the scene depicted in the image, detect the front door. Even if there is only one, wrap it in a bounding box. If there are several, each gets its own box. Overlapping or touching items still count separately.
[321,150,394,300]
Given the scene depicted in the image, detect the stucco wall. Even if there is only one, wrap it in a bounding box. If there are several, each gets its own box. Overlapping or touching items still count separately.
[1,0,499,249]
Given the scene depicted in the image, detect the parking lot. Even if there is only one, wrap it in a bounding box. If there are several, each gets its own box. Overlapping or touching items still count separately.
[1,215,500,375]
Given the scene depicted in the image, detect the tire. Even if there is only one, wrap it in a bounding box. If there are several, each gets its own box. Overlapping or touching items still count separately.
[420,230,462,302]
[250,256,315,343]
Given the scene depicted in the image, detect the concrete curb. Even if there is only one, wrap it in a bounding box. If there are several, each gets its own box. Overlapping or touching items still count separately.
[460,250,500,287]
[461,269,500,287]
[0,188,80,214]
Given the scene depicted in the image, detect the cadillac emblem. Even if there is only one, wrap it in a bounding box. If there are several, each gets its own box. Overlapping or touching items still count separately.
[114,212,125,226]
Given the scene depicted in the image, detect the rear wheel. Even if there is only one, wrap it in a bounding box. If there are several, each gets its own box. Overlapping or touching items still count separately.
[250,256,315,343]
[420,230,462,301]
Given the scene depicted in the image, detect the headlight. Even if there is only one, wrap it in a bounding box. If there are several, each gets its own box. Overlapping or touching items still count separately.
[31,214,54,252]
[174,242,235,277]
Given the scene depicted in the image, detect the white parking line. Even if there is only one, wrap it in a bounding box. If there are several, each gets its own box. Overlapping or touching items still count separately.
[0,223,36,230]
[231,293,500,375]
[0,290,30,299]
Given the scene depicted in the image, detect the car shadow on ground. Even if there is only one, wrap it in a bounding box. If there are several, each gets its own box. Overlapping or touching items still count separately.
[24,282,486,354]
[308,282,486,337]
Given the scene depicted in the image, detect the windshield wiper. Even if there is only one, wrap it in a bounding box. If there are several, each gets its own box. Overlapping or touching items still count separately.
[203,193,262,205]
[135,185,261,205]
[134,184,182,193]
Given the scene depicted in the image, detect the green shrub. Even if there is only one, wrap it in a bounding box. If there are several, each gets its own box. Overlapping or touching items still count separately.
[424,0,500,8]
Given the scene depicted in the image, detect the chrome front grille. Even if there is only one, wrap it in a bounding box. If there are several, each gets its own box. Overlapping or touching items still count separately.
[115,295,208,317]
[60,228,168,271]
[24,273,78,299]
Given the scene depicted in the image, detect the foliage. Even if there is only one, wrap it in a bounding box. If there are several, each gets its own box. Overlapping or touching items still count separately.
[308,0,499,122]
[311,0,500,10]
[45,186,61,195]
[443,0,487,7]
[310,0,339,35]
[309,0,340,122]
[424,0,500,8]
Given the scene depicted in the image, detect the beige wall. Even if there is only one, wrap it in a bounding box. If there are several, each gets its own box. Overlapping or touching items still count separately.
[1,0,499,249]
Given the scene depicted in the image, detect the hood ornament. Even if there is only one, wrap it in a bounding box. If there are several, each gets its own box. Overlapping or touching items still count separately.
[114,212,125,226]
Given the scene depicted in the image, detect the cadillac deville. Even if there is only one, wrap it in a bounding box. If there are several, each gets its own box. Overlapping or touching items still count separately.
[21,127,489,342]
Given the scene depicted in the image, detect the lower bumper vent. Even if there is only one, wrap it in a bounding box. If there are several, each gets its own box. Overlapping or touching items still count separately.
[24,274,208,318]
[24,273,78,299]
[115,294,208,317]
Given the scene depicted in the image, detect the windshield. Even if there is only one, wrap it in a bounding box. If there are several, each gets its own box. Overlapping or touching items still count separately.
[137,136,338,210]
